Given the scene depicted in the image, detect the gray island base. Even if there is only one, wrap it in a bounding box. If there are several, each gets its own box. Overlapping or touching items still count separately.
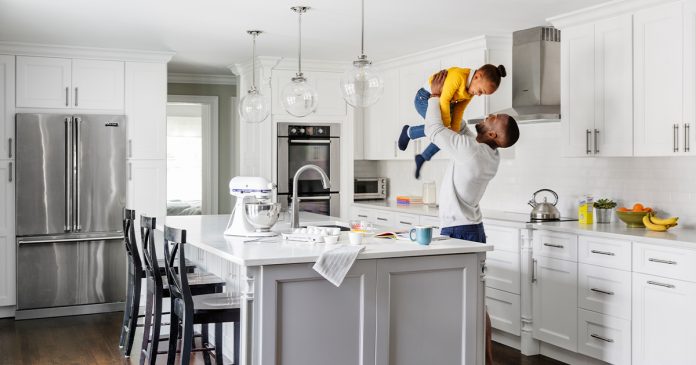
[164,213,492,365]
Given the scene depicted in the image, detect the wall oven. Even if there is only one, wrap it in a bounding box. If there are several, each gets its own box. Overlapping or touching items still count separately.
[277,123,340,216]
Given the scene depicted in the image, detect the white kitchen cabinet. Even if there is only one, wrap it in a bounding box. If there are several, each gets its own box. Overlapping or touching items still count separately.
[16,56,71,108]
[532,255,578,352]
[577,308,631,365]
[578,235,632,271]
[561,14,632,157]
[578,263,631,319]
[486,287,521,336]
[632,272,696,365]
[16,56,124,110]
[363,68,403,160]
[127,159,166,221]
[125,62,167,160]
[634,2,686,156]
[0,55,14,159]
[394,213,419,230]
[633,241,696,282]
[0,162,14,306]
[486,249,520,295]
[533,230,578,262]
[418,215,441,231]
[71,59,124,110]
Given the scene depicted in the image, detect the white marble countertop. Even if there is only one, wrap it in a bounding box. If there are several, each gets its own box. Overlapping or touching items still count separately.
[352,201,696,247]
[163,213,492,266]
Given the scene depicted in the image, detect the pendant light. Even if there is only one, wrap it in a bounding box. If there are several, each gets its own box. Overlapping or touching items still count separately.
[340,0,383,107]
[281,6,318,117]
[239,30,270,124]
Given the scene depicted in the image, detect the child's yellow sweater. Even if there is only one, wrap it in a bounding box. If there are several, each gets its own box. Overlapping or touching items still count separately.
[427,67,473,133]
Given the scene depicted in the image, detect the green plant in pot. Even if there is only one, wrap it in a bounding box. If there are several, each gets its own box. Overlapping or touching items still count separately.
[593,198,616,223]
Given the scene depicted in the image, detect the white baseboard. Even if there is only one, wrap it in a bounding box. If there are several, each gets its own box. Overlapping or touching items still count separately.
[0,305,16,318]
[539,342,607,365]
[492,329,521,350]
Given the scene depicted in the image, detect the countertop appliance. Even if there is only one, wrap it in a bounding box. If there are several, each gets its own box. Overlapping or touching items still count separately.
[224,176,280,237]
[528,188,562,221]
[354,177,387,201]
[277,123,340,217]
[15,113,127,319]
[470,26,560,124]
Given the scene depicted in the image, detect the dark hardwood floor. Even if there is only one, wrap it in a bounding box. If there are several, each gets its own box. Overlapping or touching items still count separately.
[0,312,566,365]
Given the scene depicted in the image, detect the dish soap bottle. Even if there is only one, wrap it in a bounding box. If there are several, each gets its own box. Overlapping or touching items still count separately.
[578,195,594,225]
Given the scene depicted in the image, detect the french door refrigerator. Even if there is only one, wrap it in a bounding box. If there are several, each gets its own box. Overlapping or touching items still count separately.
[15,113,127,319]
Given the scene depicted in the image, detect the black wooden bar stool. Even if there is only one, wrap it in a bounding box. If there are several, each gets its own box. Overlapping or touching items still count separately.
[140,216,226,365]
[119,209,197,357]
[164,225,241,365]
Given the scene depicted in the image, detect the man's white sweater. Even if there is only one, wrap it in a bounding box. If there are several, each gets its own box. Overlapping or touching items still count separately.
[424,97,500,227]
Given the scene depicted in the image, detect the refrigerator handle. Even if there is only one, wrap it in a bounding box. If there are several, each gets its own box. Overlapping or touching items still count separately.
[74,117,81,232]
[65,117,72,232]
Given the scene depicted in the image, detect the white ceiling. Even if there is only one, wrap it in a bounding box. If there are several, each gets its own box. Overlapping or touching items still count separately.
[0,0,612,74]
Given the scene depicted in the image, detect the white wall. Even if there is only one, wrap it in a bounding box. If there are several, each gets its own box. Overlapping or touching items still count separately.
[358,122,696,228]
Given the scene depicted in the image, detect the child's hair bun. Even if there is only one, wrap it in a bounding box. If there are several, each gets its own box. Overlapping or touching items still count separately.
[497,65,507,78]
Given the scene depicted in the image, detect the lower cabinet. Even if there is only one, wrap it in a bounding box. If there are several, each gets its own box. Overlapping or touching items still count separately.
[632,272,696,365]
[532,255,578,352]
[486,287,521,336]
[577,308,631,365]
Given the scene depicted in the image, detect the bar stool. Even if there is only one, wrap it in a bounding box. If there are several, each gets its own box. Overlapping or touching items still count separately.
[119,209,197,357]
[163,225,241,365]
[140,216,226,365]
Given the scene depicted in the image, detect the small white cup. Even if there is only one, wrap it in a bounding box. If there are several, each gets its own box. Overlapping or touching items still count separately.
[323,235,339,244]
[348,231,363,245]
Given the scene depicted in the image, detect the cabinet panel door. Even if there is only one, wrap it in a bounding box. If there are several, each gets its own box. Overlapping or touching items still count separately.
[376,254,485,365]
[633,241,696,281]
[258,261,376,365]
[485,225,519,253]
[578,235,631,271]
[125,62,166,160]
[634,2,684,156]
[578,308,631,365]
[0,162,14,306]
[561,23,595,157]
[594,14,633,156]
[532,256,577,352]
[486,287,521,336]
[16,56,71,108]
[72,59,124,110]
[486,249,520,294]
[632,273,696,365]
[313,71,347,116]
[364,68,399,160]
[0,55,14,159]
[533,230,578,262]
[398,60,440,161]
[684,1,696,155]
[578,263,631,319]
[126,160,166,221]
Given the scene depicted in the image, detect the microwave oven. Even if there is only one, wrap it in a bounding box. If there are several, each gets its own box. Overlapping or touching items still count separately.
[354,178,387,200]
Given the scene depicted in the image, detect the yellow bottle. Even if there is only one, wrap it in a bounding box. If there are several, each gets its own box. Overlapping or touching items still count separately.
[578,196,594,225]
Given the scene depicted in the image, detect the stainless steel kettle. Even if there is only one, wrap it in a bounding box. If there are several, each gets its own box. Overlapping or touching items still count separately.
[528,189,561,220]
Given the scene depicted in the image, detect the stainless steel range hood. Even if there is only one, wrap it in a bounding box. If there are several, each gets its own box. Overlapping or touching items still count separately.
[470,26,561,124]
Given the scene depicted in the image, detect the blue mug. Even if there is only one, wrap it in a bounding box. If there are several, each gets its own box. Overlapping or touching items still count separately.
[409,226,433,245]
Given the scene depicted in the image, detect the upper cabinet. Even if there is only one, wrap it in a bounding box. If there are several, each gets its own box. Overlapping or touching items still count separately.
[16,56,124,110]
[0,55,14,160]
[364,68,401,160]
[125,62,166,160]
[560,15,632,157]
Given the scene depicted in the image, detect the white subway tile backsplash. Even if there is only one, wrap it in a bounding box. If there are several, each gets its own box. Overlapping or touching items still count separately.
[357,123,696,227]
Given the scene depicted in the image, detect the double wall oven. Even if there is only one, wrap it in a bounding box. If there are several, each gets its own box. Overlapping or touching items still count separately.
[277,122,340,217]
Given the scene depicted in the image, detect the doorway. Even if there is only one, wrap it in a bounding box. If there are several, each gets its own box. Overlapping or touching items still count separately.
[166,95,219,215]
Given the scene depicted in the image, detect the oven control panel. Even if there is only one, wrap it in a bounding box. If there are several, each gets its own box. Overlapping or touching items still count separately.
[288,125,330,137]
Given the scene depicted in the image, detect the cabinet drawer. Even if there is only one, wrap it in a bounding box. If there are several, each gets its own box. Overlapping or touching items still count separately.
[578,263,631,319]
[578,235,631,271]
[485,287,521,336]
[633,242,696,282]
[419,215,440,229]
[395,213,419,229]
[485,225,519,253]
[533,231,578,262]
[486,249,520,294]
[373,210,396,227]
[350,206,372,221]
[578,309,631,365]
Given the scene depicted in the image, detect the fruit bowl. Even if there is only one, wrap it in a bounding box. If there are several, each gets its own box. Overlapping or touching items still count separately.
[615,210,650,228]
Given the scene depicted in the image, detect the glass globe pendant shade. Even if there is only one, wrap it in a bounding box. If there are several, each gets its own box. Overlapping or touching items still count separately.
[281,75,318,117]
[239,89,270,124]
[341,58,384,107]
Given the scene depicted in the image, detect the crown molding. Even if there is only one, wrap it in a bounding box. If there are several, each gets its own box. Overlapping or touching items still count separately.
[168,73,237,85]
[547,0,675,28]
[230,56,283,76]
[0,41,174,63]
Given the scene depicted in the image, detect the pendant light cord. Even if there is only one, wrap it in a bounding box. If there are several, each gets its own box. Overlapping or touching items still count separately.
[251,33,257,91]
[298,9,303,75]
[360,0,365,56]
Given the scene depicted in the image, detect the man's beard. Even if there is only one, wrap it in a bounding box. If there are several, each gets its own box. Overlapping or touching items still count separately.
[475,123,484,134]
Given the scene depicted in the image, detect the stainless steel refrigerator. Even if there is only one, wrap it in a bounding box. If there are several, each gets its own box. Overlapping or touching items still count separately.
[15,113,127,319]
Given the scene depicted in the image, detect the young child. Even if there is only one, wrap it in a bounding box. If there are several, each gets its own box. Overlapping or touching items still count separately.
[398,64,507,178]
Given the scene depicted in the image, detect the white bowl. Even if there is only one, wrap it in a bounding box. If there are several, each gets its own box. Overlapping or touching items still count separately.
[323,235,339,244]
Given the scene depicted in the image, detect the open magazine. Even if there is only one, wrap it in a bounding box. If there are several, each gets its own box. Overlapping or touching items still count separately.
[373,230,449,241]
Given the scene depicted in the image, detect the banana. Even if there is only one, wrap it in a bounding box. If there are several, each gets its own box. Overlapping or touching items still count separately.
[648,215,679,227]
[643,215,668,232]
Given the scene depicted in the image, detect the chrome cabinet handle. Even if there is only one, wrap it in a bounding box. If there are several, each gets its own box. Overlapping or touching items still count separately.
[586,129,591,154]
[8,138,11,158]
[8,162,12,182]
[532,258,538,283]
[399,221,413,225]
[674,124,679,152]
[686,123,691,152]
[357,214,368,218]
[594,129,599,154]
[543,243,564,249]
[590,334,614,343]
[590,288,615,296]
[377,217,388,221]
[65,87,69,106]
[591,249,615,256]
[74,87,78,107]
[648,258,677,265]
[648,280,675,289]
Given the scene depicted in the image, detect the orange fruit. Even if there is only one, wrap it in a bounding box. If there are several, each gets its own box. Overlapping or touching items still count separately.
[617,207,629,212]
[632,203,644,212]
[643,207,653,212]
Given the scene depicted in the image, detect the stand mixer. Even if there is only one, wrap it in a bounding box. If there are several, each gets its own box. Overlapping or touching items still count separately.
[224,176,282,237]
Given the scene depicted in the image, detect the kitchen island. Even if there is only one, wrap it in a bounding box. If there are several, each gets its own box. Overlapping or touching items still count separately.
[163,213,492,365]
